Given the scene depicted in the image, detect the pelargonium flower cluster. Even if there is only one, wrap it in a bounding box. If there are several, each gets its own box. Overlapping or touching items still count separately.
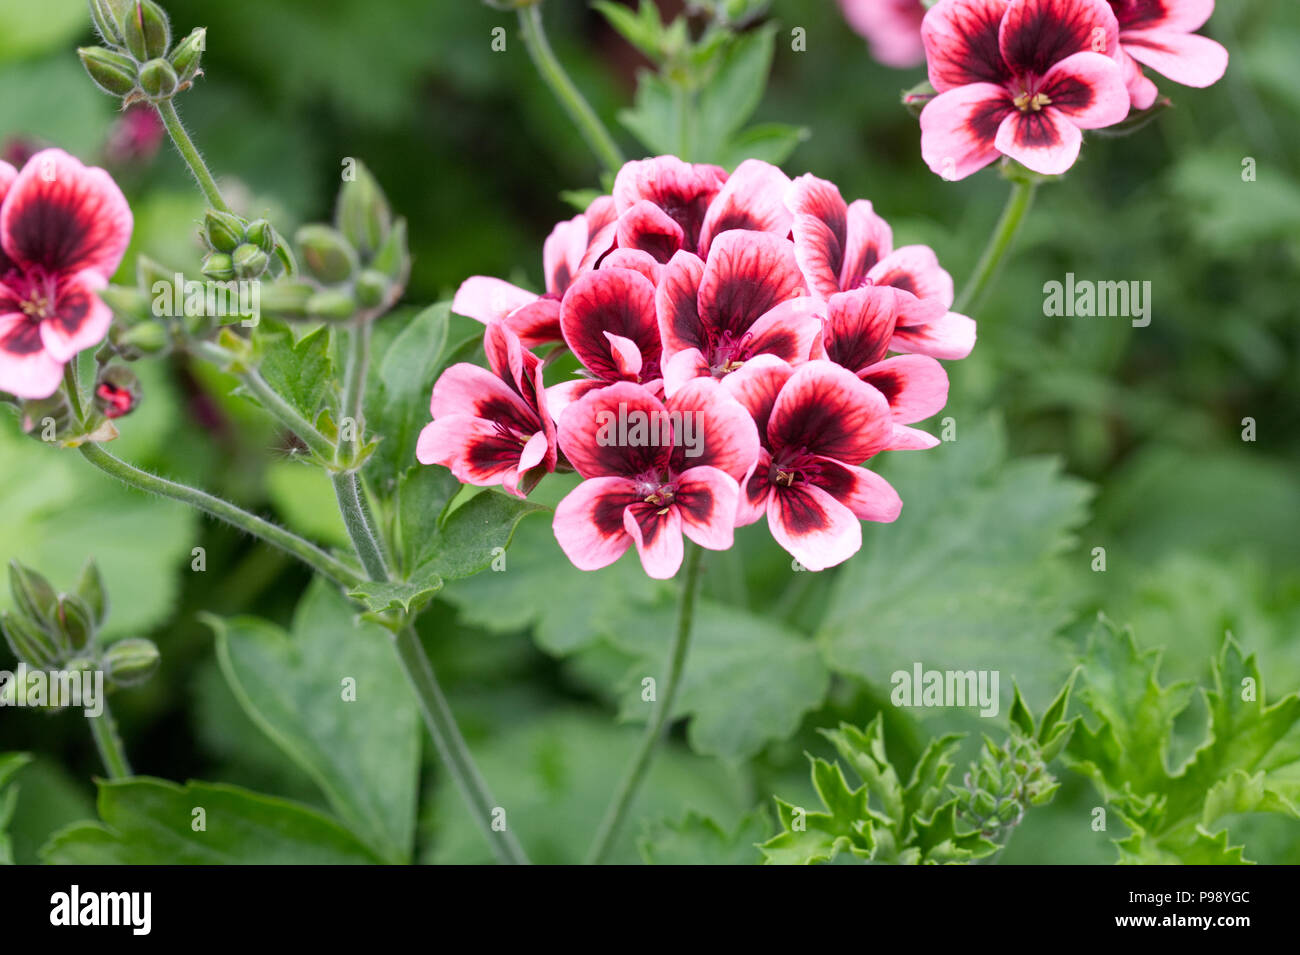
[420,155,975,578]
[918,0,1228,179]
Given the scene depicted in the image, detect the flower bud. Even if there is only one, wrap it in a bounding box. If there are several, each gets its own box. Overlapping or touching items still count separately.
[104,638,161,687]
[170,27,206,83]
[116,321,170,356]
[306,289,359,323]
[9,561,58,627]
[74,560,109,629]
[20,393,73,440]
[259,281,314,318]
[202,252,236,281]
[79,46,138,97]
[355,269,389,309]
[95,365,142,420]
[232,242,269,279]
[138,57,178,100]
[54,595,95,651]
[204,210,246,253]
[244,218,276,254]
[370,217,409,284]
[1,611,60,669]
[124,0,172,62]
[296,225,357,285]
[89,0,125,46]
[335,160,392,260]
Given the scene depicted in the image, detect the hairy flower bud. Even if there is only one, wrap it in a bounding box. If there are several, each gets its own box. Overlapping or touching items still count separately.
[306,289,359,323]
[8,561,58,627]
[297,225,357,285]
[138,57,178,100]
[89,0,125,46]
[244,218,276,254]
[202,252,236,282]
[79,46,138,97]
[204,210,246,253]
[232,242,269,279]
[74,560,109,629]
[54,595,95,651]
[335,160,392,260]
[1,611,60,670]
[124,0,172,62]
[354,269,389,309]
[259,281,314,319]
[95,366,142,420]
[170,27,206,83]
[104,638,161,687]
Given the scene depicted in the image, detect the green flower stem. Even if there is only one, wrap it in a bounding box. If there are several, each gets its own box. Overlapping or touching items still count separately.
[334,321,389,582]
[393,624,531,865]
[953,178,1038,316]
[585,542,703,864]
[78,443,362,589]
[518,3,625,176]
[190,340,336,462]
[332,472,389,582]
[88,698,132,780]
[155,98,231,214]
[339,321,370,465]
[63,363,85,421]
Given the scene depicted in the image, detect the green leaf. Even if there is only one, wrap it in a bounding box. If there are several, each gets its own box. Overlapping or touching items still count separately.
[609,597,831,760]
[0,753,32,866]
[347,575,443,616]
[413,487,547,582]
[692,23,779,160]
[265,460,350,548]
[820,415,1093,709]
[41,778,384,864]
[713,122,809,170]
[254,323,334,424]
[593,0,664,62]
[639,808,770,865]
[379,303,449,398]
[206,580,420,863]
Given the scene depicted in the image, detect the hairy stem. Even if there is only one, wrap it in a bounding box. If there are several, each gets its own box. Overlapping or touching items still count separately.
[88,698,132,780]
[585,543,703,864]
[518,3,625,176]
[78,443,361,588]
[155,98,231,214]
[953,178,1038,316]
[393,624,531,865]
[333,321,389,581]
[333,471,389,582]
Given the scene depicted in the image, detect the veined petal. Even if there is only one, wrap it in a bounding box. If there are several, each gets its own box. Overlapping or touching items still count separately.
[1113,0,1214,33]
[812,457,903,523]
[543,213,588,294]
[999,0,1120,78]
[859,354,950,423]
[886,423,942,450]
[822,286,897,374]
[37,270,111,363]
[558,380,671,479]
[868,245,955,309]
[0,312,63,400]
[623,502,685,579]
[662,347,711,398]
[656,249,707,356]
[674,465,742,549]
[545,376,606,424]
[1122,27,1228,89]
[665,375,761,482]
[721,353,795,443]
[744,298,823,366]
[553,477,639,571]
[417,415,525,488]
[767,482,862,571]
[889,310,977,360]
[994,106,1084,176]
[601,248,663,286]
[737,448,774,526]
[1040,51,1131,128]
[786,173,849,299]
[769,360,892,464]
[1119,47,1159,111]
[453,276,537,324]
[604,330,644,379]
[698,230,805,340]
[698,159,794,258]
[616,199,686,264]
[920,84,1014,181]
[560,267,661,383]
[841,199,894,291]
[430,361,536,431]
[612,156,727,252]
[922,0,1014,92]
[502,297,562,348]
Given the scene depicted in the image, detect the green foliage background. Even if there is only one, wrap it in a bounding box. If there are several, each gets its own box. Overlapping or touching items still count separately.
[0,0,1297,864]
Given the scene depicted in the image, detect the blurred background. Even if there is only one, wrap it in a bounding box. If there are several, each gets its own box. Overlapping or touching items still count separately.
[1,0,1297,864]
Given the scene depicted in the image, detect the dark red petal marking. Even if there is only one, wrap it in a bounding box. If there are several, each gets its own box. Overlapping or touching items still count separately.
[771,483,833,536]
[560,267,661,383]
[0,316,42,355]
[923,0,1014,90]
[1041,69,1096,111]
[656,251,707,354]
[1000,0,1113,78]
[698,231,804,340]
[1007,109,1065,148]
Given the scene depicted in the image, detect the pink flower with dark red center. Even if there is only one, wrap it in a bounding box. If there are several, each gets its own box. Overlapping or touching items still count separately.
[918,0,1131,180]
[613,157,794,263]
[786,174,975,360]
[452,194,616,347]
[0,149,132,400]
[723,357,902,571]
[104,105,166,166]
[813,287,951,450]
[656,230,818,396]
[840,0,928,69]
[546,266,667,420]
[416,321,557,497]
[1106,0,1228,110]
[553,378,760,578]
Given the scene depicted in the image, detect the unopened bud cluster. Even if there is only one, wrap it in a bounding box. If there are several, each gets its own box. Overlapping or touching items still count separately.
[79,0,205,106]
[953,733,1060,839]
[0,561,160,707]
[270,160,410,324]
[202,210,277,282]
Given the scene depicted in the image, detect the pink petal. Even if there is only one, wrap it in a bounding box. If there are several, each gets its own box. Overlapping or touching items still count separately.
[767,482,862,571]
[721,353,795,440]
[417,415,524,488]
[1119,48,1159,111]
[665,375,761,483]
[0,311,64,400]
[584,194,618,234]
[623,503,685,579]
[920,84,1014,181]
[822,286,897,374]
[840,0,928,69]
[545,377,605,424]
[744,298,823,366]
[36,270,112,363]
[674,465,742,549]
[560,267,661,383]
[813,458,903,523]
[662,347,710,398]
[502,297,562,348]
[769,360,892,465]
[602,248,663,286]
[698,230,805,340]
[603,330,644,379]
[616,199,686,264]
[999,0,1120,79]
[557,380,671,479]
[656,249,707,356]
[453,276,538,324]
[553,477,639,571]
[859,354,949,423]
[1122,27,1228,89]
[1,149,132,281]
[886,423,942,450]
[543,214,588,294]
[841,199,894,291]
[1115,0,1213,33]
[698,159,794,258]
[994,106,1083,176]
[612,156,727,252]
[868,245,955,309]
[1040,51,1132,128]
[889,310,977,360]
[921,0,1014,92]
[430,362,535,430]
[786,174,849,299]
[737,448,774,526]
